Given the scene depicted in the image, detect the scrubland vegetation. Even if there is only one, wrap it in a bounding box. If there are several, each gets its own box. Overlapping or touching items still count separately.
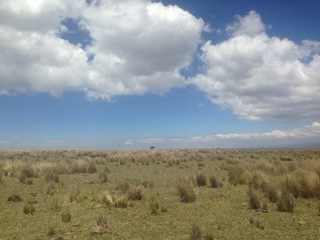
[0,148,320,239]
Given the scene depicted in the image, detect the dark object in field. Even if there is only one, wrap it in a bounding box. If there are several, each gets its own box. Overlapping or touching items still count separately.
[150,146,155,149]
[8,194,22,202]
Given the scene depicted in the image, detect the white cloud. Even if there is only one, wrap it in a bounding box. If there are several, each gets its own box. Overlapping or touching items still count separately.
[125,121,320,147]
[226,10,266,36]
[193,11,320,121]
[0,0,84,33]
[0,25,89,96]
[82,0,204,99]
[0,0,205,99]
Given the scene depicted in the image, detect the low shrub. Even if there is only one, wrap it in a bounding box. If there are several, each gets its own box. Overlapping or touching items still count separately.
[150,198,160,215]
[18,164,35,183]
[128,187,143,201]
[228,166,247,185]
[195,173,207,187]
[176,177,197,203]
[8,194,22,202]
[209,176,220,188]
[100,192,114,207]
[248,186,261,210]
[91,216,108,235]
[114,197,128,208]
[277,190,294,212]
[23,204,35,214]
[260,179,280,203]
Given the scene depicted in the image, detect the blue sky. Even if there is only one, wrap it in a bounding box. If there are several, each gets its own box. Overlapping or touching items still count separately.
[0,0,320,149]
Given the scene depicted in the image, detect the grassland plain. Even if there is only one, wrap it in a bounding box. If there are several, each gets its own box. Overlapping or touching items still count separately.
[0,148,320,240]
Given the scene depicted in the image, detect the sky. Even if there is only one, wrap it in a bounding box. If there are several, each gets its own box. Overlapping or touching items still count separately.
[0,0,320,150]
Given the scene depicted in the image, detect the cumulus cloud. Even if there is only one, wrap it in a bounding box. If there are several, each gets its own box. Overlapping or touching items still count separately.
[192,11,320,121]
[0,0,205,99]
[226,10,266,36]
[81,0,204,99]
[125,121,320,147]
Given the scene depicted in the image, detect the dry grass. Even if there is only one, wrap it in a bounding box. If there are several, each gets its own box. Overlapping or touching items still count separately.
[128,187,143,201]
[116,181,130,193]
[190,224,202,240]
[248,186,261,210]
[23,204,35,214]
[195,173,207,187]
[209,175,220,188]
[90,216,108,235]
[100,191,114,207]
[61,209,71,223]
[8,194,22,202]
[114,197,128,208]
[228,165,248,185]
[18,164,35,183]
[0,148,320,239]
[98,172,108,183]
[176,177,197,203]
[277,190,294,212]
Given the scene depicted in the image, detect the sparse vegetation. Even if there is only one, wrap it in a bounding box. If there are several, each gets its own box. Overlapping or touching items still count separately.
[0,149,319,239]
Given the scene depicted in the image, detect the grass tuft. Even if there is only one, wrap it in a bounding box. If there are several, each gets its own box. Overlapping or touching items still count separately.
[277,190,294,212]
[61,209,71,223]
[100,191,114,207]
[195,173,207,187]
[114,197,128,208]
[190,224,202,240]
[176,177,197,203]
[18,164,35,183]
[23,204,35,214]
[8,194,22,202]
[248,186,261,210]
[128,187,143,201]
[91,216,108,235]
[209,175,220,188]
